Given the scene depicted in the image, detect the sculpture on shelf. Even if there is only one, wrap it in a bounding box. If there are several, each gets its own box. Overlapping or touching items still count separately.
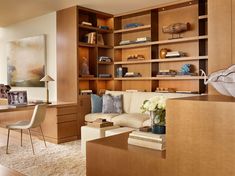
[162,22,190,39]
[201,65,235,98]
[80,57,90,76]
[0,84,11,98]
[180,64,192,75]
[160,48,170,59]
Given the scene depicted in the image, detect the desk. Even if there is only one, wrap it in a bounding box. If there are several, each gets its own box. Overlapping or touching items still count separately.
[0,102,80,144]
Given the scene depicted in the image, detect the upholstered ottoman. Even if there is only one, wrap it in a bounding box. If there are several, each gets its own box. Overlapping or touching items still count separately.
[105,127,135,137]
[81,125,119,155]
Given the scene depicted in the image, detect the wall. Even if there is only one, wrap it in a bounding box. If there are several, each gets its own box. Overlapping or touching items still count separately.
[0,12,57,101]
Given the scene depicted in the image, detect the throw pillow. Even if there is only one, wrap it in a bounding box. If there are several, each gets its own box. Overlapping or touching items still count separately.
[91,94,103,113]
[102,94,123,114]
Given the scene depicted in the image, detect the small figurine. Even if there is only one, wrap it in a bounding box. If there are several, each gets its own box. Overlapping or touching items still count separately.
[180,64,192,75]
[0,84,11,98]
[162,22,190,39]
[80,57,90,76]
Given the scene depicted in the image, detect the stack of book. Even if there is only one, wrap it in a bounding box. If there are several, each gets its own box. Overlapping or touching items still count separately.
[87,118,113,128]
[84,32,96,44]
[80,89,92,95]
[128,131,166,150]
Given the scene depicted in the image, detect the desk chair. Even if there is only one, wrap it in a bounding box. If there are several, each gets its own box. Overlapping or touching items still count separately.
[6,104,47,154]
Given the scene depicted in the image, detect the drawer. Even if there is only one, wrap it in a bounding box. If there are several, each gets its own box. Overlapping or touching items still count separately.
[58,121,78,139]
[57,106,77,115]
[58,114,77,123]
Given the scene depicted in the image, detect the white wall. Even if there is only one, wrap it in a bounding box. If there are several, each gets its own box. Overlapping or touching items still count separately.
[0,12,57,101]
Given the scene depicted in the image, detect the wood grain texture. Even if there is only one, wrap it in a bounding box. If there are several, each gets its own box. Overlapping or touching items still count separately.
[0,103,78,144]
[57,6,78,102]
[166,95,235,176]
[208,0,232,94]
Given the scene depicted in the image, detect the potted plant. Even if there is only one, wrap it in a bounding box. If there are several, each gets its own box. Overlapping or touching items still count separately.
[140,96,166,134]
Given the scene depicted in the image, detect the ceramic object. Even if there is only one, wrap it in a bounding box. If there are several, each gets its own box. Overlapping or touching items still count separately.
[160,48,169,59]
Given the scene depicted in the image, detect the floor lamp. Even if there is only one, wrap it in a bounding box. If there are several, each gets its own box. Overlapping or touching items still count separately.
[40,75,54,104]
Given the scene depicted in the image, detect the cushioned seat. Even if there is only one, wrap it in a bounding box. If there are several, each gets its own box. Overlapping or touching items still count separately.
[111,113,150,129]
[85,113,119,122]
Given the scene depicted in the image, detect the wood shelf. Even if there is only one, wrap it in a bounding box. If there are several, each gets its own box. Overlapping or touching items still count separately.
[198,15,208,20]
[152,35,208,45]
[114,77,152,81]
[114,36,208,49]
[114,56,208,65]
[79,24,113,33]
[153,76,205,80]
[98,61,113,65]
[78,42,96,48]
[97,78,113,80]
[114,25,151,34]
[97,44,113,49]
[78,42,113,48]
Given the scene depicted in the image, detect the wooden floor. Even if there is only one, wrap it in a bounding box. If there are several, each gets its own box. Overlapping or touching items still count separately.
[0,127,27,176]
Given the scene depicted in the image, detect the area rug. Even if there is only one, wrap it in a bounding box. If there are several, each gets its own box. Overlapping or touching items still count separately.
[0,140,86,176]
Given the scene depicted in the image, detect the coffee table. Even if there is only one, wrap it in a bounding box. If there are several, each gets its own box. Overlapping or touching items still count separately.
[86,132,166,176]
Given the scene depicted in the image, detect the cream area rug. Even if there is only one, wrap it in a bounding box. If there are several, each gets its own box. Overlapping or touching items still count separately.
[0,140,86,176]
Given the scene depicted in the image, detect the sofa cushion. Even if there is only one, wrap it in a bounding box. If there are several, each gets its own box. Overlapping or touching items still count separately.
[85,113,119,122]
[91,94,102,113]
[105,91,132,113]
[111,113,150,129]
[102,94,123,113]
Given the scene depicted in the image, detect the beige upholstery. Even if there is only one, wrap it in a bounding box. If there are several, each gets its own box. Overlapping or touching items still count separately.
[85,113,119,122]
[6,104,47,154]
[85,91,199,128]
[111,113,149,129]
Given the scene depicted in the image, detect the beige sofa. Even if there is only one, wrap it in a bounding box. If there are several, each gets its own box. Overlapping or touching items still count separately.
[85,91,197,128]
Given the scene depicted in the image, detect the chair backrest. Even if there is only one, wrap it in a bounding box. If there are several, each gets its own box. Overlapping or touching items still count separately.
[28,104,47,128]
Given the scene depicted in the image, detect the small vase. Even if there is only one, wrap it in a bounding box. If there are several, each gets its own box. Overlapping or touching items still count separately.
[152,125,166,134]
[150,110,166,134]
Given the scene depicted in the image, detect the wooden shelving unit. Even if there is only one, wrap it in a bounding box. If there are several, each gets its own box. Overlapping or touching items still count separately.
[57,0,208,98]
[113,0,208,93]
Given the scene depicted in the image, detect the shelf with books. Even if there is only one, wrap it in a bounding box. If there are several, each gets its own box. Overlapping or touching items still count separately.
[153,76,205,80]
[78,42,96,48]
[114,77,152,81]
[114,56,208,65]
[79,24,113,33]
[114,36,208,49]
[114,25,151,34]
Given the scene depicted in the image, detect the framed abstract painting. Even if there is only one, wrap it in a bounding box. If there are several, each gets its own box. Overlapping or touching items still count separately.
[7,35,46,87]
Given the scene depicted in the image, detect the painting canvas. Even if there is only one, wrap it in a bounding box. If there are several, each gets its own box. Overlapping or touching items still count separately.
[7,35,46,87]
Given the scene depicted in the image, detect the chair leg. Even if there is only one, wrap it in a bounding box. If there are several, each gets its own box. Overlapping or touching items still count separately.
[6,129,10,154]
[28,129,35,155]
[20,129,23,147]
[39,125,47,148]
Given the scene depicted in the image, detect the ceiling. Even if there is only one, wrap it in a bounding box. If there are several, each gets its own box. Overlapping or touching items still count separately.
[0,0,177,27]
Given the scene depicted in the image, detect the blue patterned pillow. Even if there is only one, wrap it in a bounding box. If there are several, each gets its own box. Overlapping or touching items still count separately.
[102,94,123,114]
[91,94,103,113]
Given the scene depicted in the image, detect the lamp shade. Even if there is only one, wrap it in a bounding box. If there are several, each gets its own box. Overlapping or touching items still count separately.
[40,75,54,82]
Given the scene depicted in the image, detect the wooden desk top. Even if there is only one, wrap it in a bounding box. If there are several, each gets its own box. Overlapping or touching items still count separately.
[0,102,77,113]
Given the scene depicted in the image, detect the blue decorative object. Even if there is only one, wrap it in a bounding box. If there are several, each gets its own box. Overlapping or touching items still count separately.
[124,23,144,29]
[91,94,103,113]
[99,26,109,30]
[180,64,191,75]
[152,125,166,134]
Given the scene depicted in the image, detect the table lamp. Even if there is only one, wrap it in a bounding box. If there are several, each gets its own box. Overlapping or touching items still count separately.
[40,75,54,104]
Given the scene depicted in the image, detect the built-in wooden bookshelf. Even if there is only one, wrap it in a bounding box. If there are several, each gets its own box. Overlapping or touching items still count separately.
[57,0,208,100]
[113,0,208,93]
